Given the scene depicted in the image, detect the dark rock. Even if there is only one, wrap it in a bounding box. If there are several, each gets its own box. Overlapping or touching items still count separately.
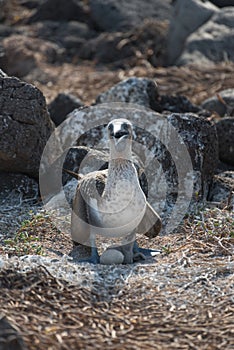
[201,89,234,117]
[79,19,168,67]
[208,171,234,207]
[210,0,234,7]
[177,8,234,65]
[156,95,202,114]
[96,77,202,115]
[47,105,218,232]
[48,93,84,126]
[167,0,218,65]
[33,20,94,41]
[0,24,15,39]
[28,0,89,23]
[0,315,27,350]
[0,172,39,205]
[215,160,234,174]
[216,117,234,166]
[31,21,96,58]
[0,74,54,178]
[0,35,64,78]
[19,0,44,9]
[89,0,172,32]
[96,77,159,110]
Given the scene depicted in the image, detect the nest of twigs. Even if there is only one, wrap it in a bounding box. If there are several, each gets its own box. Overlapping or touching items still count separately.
[0,207,233,350]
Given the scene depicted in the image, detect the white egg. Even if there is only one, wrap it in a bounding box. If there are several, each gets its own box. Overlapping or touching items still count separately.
[100,249,124,265]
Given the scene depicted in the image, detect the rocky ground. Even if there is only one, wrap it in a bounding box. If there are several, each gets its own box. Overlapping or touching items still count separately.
[0,1,234,349]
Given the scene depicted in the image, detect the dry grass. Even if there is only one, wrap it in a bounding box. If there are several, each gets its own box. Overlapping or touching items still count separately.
[29,61,234,108]
[0,207,233,350]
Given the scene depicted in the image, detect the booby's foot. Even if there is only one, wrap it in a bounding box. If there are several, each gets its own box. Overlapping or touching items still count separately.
[133,242,161,261]
[79,247,100,264]
[70,245,100,264]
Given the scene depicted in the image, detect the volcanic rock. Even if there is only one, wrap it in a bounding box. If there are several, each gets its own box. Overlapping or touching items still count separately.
[27,0,89,23]
[0,72,54,177]
[48,93,84,126]
[201,89,234,117]
[216,117,234,166]
[208,171,234,207]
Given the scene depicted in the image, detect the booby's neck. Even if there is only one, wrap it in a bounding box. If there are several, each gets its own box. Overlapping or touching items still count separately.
[109,138,132,161]
[105,158,139,192]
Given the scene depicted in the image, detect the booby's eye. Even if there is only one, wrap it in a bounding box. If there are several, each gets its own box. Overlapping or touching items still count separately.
[122,122,129,131]
[108,123,114,136]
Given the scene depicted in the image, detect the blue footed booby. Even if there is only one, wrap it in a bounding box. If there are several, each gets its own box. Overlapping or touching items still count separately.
[71,119,161,264]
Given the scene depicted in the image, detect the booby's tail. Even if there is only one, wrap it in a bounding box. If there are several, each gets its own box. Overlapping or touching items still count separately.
[63,168,84,181]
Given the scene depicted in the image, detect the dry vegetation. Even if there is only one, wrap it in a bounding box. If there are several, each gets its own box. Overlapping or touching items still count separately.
[28,61,234,108]
[0,208,233,349]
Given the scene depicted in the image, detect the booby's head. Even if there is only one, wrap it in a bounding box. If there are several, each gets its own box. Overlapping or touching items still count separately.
[107,119,133,160]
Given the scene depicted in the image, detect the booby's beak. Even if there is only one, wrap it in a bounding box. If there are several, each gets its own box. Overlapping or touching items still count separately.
[113,128,130,152]
[107,119,133,155]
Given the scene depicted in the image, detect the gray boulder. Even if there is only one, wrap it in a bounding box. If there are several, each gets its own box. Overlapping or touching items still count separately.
[177,8,234,65]
[216,117,234,166]
[89,0,172,32]
[201,89,234,117]
[96,77,159,110]
[0,73,54,178]
[167,0,218,65]
[48,93,84,126]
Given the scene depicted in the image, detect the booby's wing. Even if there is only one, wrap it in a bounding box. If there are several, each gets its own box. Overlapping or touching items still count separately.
[71,170,107,244]
[71,180,90,244]
[137,201,162,238]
